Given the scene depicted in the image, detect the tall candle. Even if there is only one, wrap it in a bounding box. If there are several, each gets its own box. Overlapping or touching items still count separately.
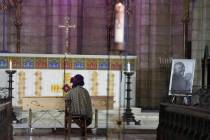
[114,2,125,43]
[9,60,12,70]
[127,62,130,72]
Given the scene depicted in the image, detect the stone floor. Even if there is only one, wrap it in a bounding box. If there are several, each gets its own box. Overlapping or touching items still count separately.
[13,108,158,140]
[13,108,159,130]
[14,134,156,140]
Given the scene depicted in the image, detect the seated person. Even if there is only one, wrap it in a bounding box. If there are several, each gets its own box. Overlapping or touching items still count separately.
[66,74,92,130]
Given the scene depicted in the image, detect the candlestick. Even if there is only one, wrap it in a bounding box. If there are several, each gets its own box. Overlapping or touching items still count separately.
[6,70,16,100]
[123,71,140,125]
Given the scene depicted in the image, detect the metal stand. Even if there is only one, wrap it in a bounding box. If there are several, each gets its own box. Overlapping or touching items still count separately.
[5,70,16,140]
[170,90,192,105]
[123,71,140,125]
[6,70,16,100]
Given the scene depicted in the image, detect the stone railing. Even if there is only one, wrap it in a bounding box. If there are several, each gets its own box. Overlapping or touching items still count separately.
[157,103,210,140]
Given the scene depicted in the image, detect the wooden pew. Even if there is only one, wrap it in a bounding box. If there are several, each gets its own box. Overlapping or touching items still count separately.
[157,103,210,140]
[0,102,12,140]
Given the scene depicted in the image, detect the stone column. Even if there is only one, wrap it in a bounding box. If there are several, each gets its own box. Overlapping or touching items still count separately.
[135,0,171,108]
[81,1,108,54]
[14,0,22,53]
[192,0,210,85]
[20,0,47,53]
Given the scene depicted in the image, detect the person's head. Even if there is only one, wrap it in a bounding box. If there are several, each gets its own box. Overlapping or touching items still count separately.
[70,74,84,88]
[173,62,185,76]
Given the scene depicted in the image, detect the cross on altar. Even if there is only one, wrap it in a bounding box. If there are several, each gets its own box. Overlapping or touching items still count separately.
[59,17,76,53]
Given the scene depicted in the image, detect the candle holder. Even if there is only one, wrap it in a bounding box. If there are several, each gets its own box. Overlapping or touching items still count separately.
[123,71,140,125]
[6,70,16,100]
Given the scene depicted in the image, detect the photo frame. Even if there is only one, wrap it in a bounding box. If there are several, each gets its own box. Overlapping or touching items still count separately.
[169,59,195,96]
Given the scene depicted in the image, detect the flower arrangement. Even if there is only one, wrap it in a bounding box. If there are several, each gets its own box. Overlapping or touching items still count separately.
[62,84,71,93]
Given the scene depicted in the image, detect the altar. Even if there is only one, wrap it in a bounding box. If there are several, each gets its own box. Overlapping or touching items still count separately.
[0,53,137,128]
[0,53,137,108]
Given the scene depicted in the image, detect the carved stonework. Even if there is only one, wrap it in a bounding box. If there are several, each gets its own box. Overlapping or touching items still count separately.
[0,0,17,11]
[157,103,210,140]
[199,90,210,109]
[0,0,8,11]
[14,0,22,53]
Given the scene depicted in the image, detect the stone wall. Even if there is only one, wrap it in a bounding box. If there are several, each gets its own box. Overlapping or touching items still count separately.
[0,7,16,52]
[192,0,210,86]
[135,0,173,108]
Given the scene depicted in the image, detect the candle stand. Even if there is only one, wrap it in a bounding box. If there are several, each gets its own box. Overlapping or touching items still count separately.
[122,71,140,125]
[6,70,16,100]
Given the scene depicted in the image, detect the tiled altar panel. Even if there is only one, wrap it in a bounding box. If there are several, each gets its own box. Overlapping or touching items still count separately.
[0,53,137,108]
[11,69,125,107]
[0,54,136,71]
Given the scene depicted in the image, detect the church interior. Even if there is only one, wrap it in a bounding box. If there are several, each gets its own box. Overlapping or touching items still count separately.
[0,0,210,140]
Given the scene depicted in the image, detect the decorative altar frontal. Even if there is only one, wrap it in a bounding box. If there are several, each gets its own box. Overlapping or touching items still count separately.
[0,53,137,108]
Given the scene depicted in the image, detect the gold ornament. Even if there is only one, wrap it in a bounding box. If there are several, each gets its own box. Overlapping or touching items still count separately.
[35,71,42,97]
[91,71,98,96]
[18,71,25,105]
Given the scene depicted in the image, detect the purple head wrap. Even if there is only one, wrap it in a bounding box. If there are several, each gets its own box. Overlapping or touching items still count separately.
[70,74,84,88]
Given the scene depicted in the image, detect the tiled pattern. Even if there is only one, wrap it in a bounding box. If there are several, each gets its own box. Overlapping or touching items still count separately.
[0,55,135,71]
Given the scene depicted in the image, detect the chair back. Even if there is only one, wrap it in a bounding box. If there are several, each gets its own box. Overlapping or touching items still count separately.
[65,99,71,117]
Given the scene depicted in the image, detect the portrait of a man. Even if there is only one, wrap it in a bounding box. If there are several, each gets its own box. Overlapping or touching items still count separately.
[169,59,195,95]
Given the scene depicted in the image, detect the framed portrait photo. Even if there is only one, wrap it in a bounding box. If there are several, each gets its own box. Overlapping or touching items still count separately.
[169,59,195,96]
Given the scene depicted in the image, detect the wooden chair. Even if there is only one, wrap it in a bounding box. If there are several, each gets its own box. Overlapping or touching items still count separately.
[64,99,87,137]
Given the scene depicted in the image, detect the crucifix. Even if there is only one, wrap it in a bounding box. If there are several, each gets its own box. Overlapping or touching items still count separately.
[59,17,76,54]
[59,17,76,96]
